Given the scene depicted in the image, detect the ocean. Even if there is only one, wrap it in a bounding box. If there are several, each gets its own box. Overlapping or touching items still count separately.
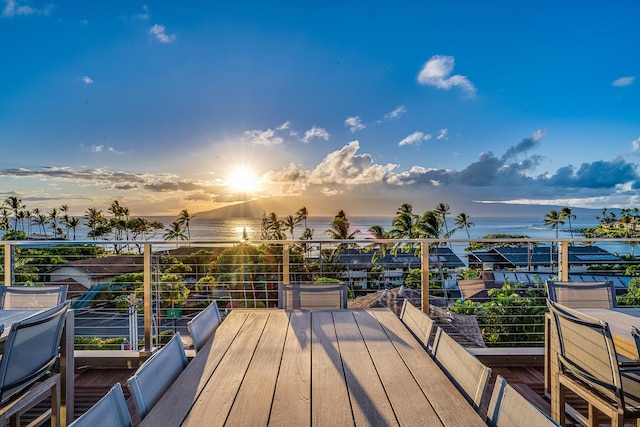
[6,213,633,257]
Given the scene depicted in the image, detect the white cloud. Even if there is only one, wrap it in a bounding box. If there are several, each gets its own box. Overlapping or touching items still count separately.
[2,0,53,17]
[276,121,291,131]
[417,55,476,97]
[632,137,640,153]
[134,5,149,20]
[384,105,407,121]
[301,126,329,143]
[244,122,290,146]
[244,128,283,146]
[345,116,365,133]
[436,128,448,140]
[149,23,176,43]
[263,140,398,191]
[612,76,636,87]
[398,131,431,146]
[82,76,93,85]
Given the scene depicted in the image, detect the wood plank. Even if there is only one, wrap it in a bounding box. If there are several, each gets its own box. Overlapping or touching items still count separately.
[139,310,250,427]
[269,311,311,427]
[311,310,353,426]
[367,309,486,427]
[177,311,270,427]
[225,311,290,426]
[352,310,444,426]
[332,311,399,427]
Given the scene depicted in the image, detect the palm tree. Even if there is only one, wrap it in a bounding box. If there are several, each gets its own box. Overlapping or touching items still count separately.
[295,207,309,230]
[33,212,48,238]
[366,224,390,263]
[84,207,104,240]
[177,209,194,240]
[434,202,452,247]
[259,212,286,240]
[560,207,576,238]
[3,196,24,231]
[454,212,473,239]
[544,209,566,239]
[48,208,59,237]
[67,216,80,240]
[389,203,419,239]
[163,221,187,241]
[281,215,299,239]
[325,211,359,241]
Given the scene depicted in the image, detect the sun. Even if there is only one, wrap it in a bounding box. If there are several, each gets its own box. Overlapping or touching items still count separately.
[227,167,259,193]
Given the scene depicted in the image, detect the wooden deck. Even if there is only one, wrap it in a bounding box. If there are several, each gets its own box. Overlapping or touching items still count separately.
[67,364,630,427]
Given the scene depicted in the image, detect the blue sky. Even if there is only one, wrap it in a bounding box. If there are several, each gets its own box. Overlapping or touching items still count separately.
[1,1,639,217]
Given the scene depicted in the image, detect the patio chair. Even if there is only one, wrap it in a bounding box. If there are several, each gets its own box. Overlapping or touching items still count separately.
[548,300,640,427]
[127,332,188,420]
[278,283,348,309]
[187,301,222,352]
[0,285,68,309]
[486,375,559,426]
[430,327,492,413]
[632,325,640,353]
[0,303,69,426]
[400,300,434,349]
[545,280,616,308]
[68,383,132,427]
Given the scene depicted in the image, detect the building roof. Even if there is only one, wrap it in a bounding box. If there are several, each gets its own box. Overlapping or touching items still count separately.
[47,255,145,279]
[336,247,465,269]
[468,245,623,268]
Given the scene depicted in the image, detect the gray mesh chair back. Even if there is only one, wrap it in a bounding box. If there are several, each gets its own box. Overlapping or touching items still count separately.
[0,303,68,402]
[278,283,348,309]
[68,383,132,427]
[187,301,221,352]
[545,280,616,308]
[127,332,188,420]
[431,327,492,412]
[400,300,434,349]
[548,300,640,425]
[487,375,559,426]
[0,285,68,309]
[632,325,640,352]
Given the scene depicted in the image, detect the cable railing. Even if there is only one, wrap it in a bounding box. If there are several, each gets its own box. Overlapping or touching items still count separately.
[2,237,640,350]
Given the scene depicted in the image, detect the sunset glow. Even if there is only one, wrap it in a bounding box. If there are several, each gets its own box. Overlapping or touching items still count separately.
[227,168,259,193]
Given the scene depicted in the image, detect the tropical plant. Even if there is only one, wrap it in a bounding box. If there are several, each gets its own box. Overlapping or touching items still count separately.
[163,221,187,241]
[544,209,566,238]
[560,207,576,238]
[454,212,473,239]
[177,209,194,240]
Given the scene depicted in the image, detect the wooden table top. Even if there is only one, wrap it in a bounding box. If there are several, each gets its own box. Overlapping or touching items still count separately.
[577,307,640,360]
[140,309,487,427]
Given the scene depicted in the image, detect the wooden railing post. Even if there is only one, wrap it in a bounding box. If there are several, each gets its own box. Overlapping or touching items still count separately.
[143,244,152,353]
[421,242,429,313]
[283,244,290,285]
[4,243,14,285]
[558,241,569,281]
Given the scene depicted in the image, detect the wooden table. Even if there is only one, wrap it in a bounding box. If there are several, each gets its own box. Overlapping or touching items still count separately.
[546,307,640,423]
[0,308,75,426]
[140,309,487,427]
[578,307,640,359]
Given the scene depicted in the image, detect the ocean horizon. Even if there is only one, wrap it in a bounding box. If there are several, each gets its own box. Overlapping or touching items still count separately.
[4,212,634,257]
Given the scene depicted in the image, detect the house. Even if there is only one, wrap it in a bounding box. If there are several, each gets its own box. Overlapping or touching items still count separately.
[46,255,145,290]
[333,247,465,289]
[467,245,624,272]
